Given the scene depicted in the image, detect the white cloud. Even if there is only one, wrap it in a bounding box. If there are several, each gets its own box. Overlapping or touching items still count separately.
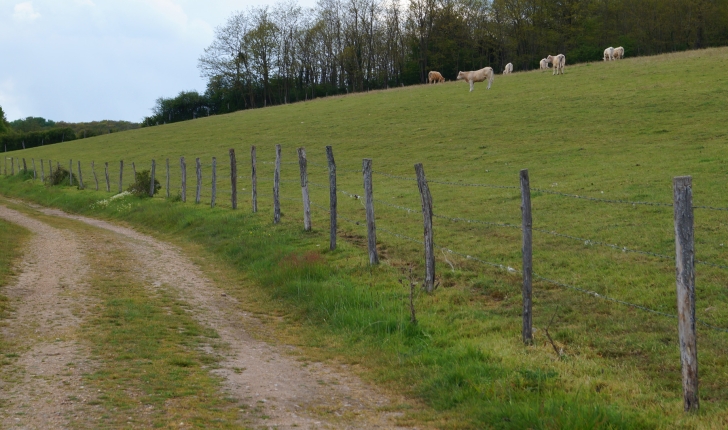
[12,2,41,22]
[0,78,24,120]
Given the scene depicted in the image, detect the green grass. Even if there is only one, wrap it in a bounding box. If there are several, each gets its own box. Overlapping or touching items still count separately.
[3,47,728,428]
[0,212,30,363]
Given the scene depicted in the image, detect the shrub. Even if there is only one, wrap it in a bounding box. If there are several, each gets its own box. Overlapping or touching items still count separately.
[46,166,77,186]
[127,169,161,197]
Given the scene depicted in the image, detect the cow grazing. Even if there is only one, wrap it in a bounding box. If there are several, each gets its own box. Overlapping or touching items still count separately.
[503,63,513,74]
[428,71,445,83]
[603,47,614,61]
[456,67,494,92]
[546,54,565,75]
[539,58,550,70]
[613,46,624,59]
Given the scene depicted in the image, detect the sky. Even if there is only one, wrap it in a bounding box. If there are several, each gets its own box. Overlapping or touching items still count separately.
[0,0,315,123]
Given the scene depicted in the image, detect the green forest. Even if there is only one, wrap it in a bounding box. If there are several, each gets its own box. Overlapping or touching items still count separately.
[142,0,728,125]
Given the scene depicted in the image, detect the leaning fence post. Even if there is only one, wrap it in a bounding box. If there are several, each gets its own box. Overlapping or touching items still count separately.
[520,169,533,345]
[166,158,170,199]
[104,162,110,192]
[211,157,217,208]
[92,161,99,191]
[195,157,202,204]
[32,159,37,180]
[251,146,258,213]
[674,175,699,412]
[229,149,237,209]
[362,158,378,265]
[298,148,311,230]
[274,144,281,223]
[150,159,156,197]
[119,160,124,193]
[180,157,187,202]
[326,146,337,250]
[40,159,45,182]
[77,161,84,189]
[69,160,73,186]
[415,163,434,292]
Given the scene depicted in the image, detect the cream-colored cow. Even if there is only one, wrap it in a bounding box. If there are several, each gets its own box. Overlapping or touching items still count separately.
[603,47,614,61]
[546,54,565,75]
[539,58,549,71]
[456,67,494,92]
[503,63,513,74]
[613,46,624,59]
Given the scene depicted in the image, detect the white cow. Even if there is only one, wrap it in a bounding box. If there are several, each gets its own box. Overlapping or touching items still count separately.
[546,54,565,75]
[539,58,550,70]
[456,67,494,92]
[613,46,624,59]
[503,62,513,74]
[603,47,614,61]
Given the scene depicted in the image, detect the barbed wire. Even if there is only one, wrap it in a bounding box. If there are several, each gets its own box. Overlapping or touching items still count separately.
[693,205,728,212]
[433,212,521,230]
[374,170,520,190]
[375,200,420,214]
[531,188,673,207]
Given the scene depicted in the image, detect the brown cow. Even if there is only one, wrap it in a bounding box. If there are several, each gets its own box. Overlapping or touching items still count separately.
[428,71,445,84]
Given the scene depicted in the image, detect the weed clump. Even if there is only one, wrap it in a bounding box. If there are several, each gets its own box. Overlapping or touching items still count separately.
[127,170,161,197]
[46,166,77,186]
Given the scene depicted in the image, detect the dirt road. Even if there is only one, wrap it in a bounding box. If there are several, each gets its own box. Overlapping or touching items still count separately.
[0,201,413,429]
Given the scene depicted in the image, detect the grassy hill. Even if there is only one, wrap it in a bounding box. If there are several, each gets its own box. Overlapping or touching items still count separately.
[3,47,728,428]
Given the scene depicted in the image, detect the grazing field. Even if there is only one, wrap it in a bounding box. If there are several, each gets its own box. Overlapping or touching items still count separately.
[3,47,728,428]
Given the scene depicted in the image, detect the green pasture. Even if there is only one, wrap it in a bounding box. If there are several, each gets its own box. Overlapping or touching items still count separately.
[2,47,728,428]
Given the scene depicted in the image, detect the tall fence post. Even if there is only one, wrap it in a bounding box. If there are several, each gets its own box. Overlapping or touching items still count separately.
[673,175,698,412]
[149,159,156,197]
[104,162,110,192]
[32,159,37,180]
[10,158,14,175]
[326,146,337,251]
[40,159,45,182]
[119,160,124,193]
[195,157,202,204]
[211,157,217,208]
[415,163,435,292]
[48,160,52,180]
[23,158,27,172]
[298,148,311,231]
[132,162,137,181]
[251,146,258,213]
[77,161,84,189]
[69,160,73,186]
[520,169,533,345]
[274,144,281,223]
[166,158,170,199]
[92,161,98,191]
[3,157,6,175]
[180,157,187,202]
[362,158,378,265]
[229,149,237,209]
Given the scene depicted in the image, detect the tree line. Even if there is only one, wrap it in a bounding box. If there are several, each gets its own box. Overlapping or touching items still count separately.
[136,0,724,125]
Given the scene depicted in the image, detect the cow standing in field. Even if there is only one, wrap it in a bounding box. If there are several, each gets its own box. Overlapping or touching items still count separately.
[503,63,513,74]
[546,54,565,75]
[456,67,494,92]
[613,46,624,59]
[603,47,614,61]
[428,71,445,83]
[539,58,550,71]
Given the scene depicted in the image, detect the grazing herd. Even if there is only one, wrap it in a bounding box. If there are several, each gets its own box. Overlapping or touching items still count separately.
[427,46,625,92]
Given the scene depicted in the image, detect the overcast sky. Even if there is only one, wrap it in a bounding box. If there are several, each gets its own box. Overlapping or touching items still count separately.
[0,0,315,123]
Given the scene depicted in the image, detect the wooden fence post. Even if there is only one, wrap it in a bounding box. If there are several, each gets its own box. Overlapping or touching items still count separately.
[77,161,84,189]
[195,157,202,204]
[298,148,311,230]
[3,157,6,175]
[69,160,73,186]
[10,158,14,175]
[211,157,217,208]
[362,158,378,265]
[520,169,533,345]
[48,160,52,180]
[229,149,237,209]
[150,159,156,197]
[119,160,124,193]
[40,159,45,182]
[274,144,281,223]
[415,163,434,292]
[166,158,170,198]
[180,157,187,202]
[251,146,258,213]
[92,161,99,191]
[674,175,699,412]
[104,162,110,192]
[32,159,37,180]
[132,162,137,181]
[23,158,27,172]
[326,146,337,250]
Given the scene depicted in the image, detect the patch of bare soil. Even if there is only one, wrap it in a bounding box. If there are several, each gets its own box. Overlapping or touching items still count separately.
[0,205,101,429]
[26,205,417,429]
